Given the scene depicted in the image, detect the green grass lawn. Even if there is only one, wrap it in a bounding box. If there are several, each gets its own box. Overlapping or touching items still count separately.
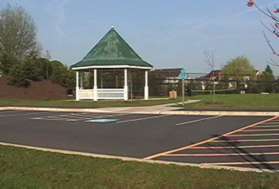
[184,94,279,111]
[0,145,278,189]
[0,98,179,108]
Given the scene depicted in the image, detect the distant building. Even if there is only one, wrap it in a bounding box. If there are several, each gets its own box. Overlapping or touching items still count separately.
[150,68,182,84]
[199,70,224,81]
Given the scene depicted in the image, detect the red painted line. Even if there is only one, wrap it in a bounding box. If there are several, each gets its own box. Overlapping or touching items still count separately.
[164,152,279,157]
[192,144,279,150]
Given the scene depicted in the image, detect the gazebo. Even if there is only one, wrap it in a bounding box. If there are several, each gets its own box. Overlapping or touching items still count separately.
[71,28,153,101]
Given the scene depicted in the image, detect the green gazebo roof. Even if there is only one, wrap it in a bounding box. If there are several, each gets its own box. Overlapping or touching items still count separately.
[71,28,153,70]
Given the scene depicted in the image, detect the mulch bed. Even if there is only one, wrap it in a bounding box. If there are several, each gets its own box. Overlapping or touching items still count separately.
[0,78,69,100]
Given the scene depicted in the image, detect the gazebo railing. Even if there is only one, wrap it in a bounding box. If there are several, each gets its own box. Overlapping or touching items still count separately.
[97,89,125,100]
[78,88,125,100]
[79,89,94,100]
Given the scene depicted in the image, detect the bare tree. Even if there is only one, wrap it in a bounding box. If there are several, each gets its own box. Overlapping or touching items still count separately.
[0,5,39,74]
[204,50,216,101]
[247,0,279,66]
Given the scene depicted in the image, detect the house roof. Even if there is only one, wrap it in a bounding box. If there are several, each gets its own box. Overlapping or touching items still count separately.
[71,28,153,70]
[150,68,182,78]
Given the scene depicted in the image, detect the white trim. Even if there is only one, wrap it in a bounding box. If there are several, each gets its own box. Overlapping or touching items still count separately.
[72,65,152,71]
[144,70,149,100]
[124,69,128,101]
[93,69,98,101]
[75,71,80,101]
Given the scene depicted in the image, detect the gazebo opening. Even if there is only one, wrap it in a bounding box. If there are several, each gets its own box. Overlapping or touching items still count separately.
[71,28,153,101]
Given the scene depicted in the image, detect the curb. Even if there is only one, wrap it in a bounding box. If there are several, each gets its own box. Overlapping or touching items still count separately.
[1,106,279,116]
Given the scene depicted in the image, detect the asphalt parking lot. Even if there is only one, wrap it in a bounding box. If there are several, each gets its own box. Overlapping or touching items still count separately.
[0,110,277,171]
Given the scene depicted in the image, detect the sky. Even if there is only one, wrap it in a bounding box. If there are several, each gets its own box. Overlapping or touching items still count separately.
[0,0,279,74]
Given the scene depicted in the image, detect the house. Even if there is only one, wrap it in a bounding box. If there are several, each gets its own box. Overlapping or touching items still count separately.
[200,70,224,81]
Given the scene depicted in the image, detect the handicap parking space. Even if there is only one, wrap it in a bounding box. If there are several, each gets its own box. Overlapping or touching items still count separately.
[153,116,279,172]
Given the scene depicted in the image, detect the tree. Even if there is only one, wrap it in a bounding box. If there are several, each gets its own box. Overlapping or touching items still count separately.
[223,56,256,81]
[50,60,75,89]
[260,65,275,81]
[204,50,216,102]
[247,0,279,66]
[0,5,39,74]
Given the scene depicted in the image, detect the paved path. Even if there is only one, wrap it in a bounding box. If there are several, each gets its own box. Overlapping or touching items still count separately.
[95,100,200,114]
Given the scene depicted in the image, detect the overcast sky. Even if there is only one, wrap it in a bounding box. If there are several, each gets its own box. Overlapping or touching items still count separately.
[0,0,278,74]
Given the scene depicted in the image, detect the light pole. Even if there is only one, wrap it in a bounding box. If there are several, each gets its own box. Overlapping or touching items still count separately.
[179,68,188,109]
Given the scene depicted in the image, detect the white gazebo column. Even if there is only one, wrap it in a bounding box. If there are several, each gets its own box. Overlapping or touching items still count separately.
[93,69,98,101]
[80,72,83,89]
[124,69,128,101]
[75,71,80,101]
[144,70,149,100]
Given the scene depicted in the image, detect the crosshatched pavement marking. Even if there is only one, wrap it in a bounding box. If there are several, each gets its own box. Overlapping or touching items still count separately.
[0,111,47,118]
[213,139,279,142]
[147,116,279,172]
[191,144,279,149]
[115,114,170,124]
[230,133,279,137]
[242,129,279,132]
[30,113,131,122]
[0,110,276,172]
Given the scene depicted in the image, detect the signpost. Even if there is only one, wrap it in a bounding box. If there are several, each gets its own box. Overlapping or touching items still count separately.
[178,68,188,108]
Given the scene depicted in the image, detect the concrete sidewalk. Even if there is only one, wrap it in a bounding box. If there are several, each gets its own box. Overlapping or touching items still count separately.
[95,100,200,114]
[1,100,279,116]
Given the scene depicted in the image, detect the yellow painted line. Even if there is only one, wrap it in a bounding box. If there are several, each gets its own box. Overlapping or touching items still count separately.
[242,129,279,132]
[144,116,278,160]
[206,161,279,166]
[175,115,223,126]
[230,133,279,137]
[213,139,279,142]
[164,152,279,157]
[116,114,170,124]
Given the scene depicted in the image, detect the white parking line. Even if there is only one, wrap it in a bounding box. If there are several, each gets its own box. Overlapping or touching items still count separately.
[164,152,279,157]
[0,112,48,118]
[192,144,279,149]
[116,114,170,124]
[31,117,79,122]
[0,110,18,114]
[175,115,223,126]
[213,139,279,142]
[206,161,279,166]
[31,113,130,122]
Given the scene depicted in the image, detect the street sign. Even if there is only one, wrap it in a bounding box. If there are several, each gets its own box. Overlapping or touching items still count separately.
[178,68,188,80]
